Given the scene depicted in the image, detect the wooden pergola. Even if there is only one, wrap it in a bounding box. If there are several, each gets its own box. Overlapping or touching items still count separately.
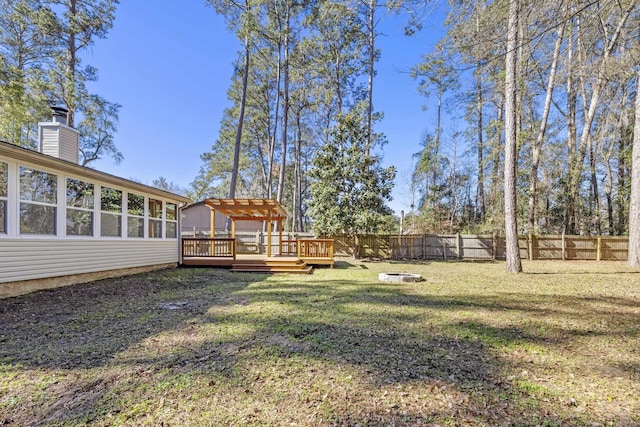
[204,198,288,257]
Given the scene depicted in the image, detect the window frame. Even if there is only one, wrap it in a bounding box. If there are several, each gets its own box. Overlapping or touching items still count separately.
[0,161,7,234]
[165,202,178,239]
[127,192,145,238]
[100,186,123,238]
[66,177,95,237]
[18,166,58,236]
[148,198,163,239]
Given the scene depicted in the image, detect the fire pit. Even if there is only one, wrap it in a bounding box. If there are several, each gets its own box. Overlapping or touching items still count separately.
[378,273,423,283]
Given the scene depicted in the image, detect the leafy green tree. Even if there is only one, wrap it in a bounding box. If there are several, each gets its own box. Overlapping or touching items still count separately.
[0,0,56,147]
[411,49,459,208]
[151,177,185,196]
[308,103,395,255]
[77,94,121,166]
[43,0,118,127]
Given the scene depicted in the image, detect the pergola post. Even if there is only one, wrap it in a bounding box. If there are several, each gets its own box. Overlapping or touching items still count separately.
[209,207,215,238]
[267,209,272,257]
[209,207,216,256]
[278,219,283,256]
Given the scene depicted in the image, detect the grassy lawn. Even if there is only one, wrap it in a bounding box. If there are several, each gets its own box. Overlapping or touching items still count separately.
[0,260,639,426]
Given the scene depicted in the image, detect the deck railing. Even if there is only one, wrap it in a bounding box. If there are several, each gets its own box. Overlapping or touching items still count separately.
[281,240,298,256]
[297,239,334,259]
[182,238,236,258]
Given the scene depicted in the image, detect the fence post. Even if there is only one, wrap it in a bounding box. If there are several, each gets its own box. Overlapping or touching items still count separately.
[528,233,533,261]
[456,233,461,259]
[492,234,497,260]
[259,231,264,255]
[561,231,566,260]
[443,237,447,261]
[597,236,601,261]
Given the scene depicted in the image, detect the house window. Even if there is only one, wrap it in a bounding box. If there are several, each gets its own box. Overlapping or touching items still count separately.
[0,161,7,234]
[148,198,162,238]
[101,187,122,237]
[66,178,94,236]
[127,193,144,238]
[19,166,57,235]
[0,162,9,234]
[166,202,177,239]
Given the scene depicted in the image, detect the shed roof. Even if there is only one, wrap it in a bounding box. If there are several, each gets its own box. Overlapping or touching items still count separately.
[203,198,287,221]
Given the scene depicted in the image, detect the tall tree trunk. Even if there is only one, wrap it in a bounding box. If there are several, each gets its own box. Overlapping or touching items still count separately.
[476,63,485,221]
[433,88,443,206]
[589,136,600,234]
[365,0,375,156]
[267,40,282,199]
[617,137,628,235]
[229,31,250,199]
[604,153,614,234]
[276,5,290,205]
[490,98,504,227]
[627,71,640,266]
[294,111,303,232]
[504,0,522,273]
[66,0,77,127]
[474,10,485,222]
[565,23,577,233]
[528,21,565,233]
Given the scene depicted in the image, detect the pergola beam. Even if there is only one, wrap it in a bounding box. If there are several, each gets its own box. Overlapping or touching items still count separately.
[204,198,288,258]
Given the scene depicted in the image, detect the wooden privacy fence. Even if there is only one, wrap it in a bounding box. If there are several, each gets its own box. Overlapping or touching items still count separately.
[181,230,629,261]
[331,234,629,261]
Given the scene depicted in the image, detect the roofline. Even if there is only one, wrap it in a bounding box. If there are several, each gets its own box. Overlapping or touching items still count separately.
[0,141,191,204]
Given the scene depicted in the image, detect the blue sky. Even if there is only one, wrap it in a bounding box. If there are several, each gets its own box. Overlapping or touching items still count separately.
[88,1,447,215]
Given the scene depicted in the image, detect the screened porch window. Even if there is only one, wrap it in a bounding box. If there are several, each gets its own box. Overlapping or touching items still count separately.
[148,198,162,238]
[0,161,7,234]
[66,178,94,236]
[101,187,122,237]
[166,202,177,238]
[127,193,144,238]
[19,166,57,235]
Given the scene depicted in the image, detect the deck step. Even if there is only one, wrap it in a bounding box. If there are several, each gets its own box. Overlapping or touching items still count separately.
[232,266,313,274]
[231,259,312,274]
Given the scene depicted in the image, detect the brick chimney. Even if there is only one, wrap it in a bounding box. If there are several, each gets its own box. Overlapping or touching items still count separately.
[38,106,80,164]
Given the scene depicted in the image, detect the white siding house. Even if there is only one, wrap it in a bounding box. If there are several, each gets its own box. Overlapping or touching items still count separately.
[0,114,190,298]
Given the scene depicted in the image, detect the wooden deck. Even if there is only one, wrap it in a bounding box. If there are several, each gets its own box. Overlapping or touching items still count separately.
[181,238,334,273]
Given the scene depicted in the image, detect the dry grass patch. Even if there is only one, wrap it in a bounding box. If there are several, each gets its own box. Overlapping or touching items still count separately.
[0,260,638,426]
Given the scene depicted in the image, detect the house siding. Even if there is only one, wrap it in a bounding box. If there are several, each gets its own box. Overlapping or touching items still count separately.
[40,126,60,158]
[0,141,190,297]
[58,126,79,163]
[0,239,179,283]
[40,123,79,163]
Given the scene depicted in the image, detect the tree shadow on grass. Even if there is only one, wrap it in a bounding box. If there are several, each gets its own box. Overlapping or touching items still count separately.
[1,269,638,425]
[0,268,256,370]
[225,279,639,424]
